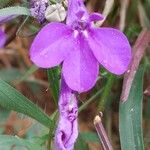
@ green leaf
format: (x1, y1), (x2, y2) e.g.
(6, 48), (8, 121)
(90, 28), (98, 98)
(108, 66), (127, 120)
(0, 6), (31, 17)
(0, 79), (52, 128)
(47, 67), (60, 106)
(0, 135), (41, 150)
(81, 132), (99, 142)
(74, 134), (89, 150)
(119, 67), (145, 150)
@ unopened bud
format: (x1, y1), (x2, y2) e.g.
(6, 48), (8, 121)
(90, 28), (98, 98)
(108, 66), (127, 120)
(45, 3), (66, 22)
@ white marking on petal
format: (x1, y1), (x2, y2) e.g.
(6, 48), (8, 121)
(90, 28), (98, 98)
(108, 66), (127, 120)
(73, 30), (79, 38)
(83, 30), (88, 38)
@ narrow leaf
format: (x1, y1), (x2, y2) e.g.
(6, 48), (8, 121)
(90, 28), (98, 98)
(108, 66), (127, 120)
(0, 79), (52, 128)
(119, 67), (145, 150)
(0, 6), (31, 17)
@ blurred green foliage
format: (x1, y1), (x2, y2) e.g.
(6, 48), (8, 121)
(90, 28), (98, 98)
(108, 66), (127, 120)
(0, 0), (149, 149)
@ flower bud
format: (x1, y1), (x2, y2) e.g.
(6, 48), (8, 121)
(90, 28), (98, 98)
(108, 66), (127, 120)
(30, 0), (48, 24)
(45, 3), (66, 22)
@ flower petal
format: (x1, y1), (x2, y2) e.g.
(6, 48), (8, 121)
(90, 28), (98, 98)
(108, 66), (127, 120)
(63, 36), (99, 92)
(89, 13), (104, 22)
(0, 29), (6, 48)
(88, 28), (132, 75)
(55, 77), (78, 150)
(66, 0), (89, 26)
(30, 22), (73, 68)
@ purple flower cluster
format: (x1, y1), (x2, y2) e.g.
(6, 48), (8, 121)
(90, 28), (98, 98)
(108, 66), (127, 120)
(30, 0), (48, 23)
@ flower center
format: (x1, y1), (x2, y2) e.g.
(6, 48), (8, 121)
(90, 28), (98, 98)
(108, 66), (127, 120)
(72, 20), (89, 31)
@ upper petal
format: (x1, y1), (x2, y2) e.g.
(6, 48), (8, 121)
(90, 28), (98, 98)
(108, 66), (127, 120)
(30, 22), (73, 68)
(89, 13), (104, 22)
(66, 0), (89, 26)
(88, 28), (132, 75)
(62, 35), (99, 92)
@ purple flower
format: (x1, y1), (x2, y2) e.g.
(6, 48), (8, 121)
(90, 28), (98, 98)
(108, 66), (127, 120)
(55, 77), (78, 150)
(0, 28), (6, 48)
(30, 0), (131, 92)
(30, 0), (48, 23)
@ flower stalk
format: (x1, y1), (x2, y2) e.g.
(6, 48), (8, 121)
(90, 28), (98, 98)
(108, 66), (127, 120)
(94, 112), (113, 150)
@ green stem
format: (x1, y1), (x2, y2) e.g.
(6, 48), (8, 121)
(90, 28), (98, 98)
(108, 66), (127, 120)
(47, 125), (54, 150)
(47, 110), (58, 150)
(47, 135), (51, 150)
(47, 68), (60, 107)
(98, 74), (115, 112)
